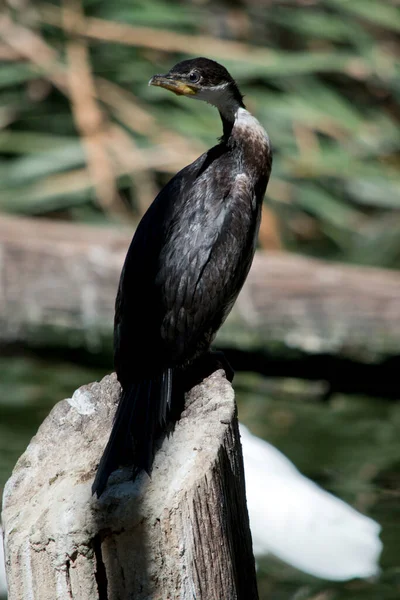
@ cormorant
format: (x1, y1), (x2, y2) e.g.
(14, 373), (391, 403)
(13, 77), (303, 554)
(92, 57), (272, 497)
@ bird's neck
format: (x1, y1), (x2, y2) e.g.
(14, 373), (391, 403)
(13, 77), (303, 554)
(219, 106), (271, 181)
(217, 94), (268, 149)
(219, 111), (236, 139)
(201, 81), (242, 140)
(217, 93), (245, 140)
(207, 84), (271, 168)
(220, 106), (270, 152)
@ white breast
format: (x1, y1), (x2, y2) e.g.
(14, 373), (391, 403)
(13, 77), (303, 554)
(234, 107), (270, 147)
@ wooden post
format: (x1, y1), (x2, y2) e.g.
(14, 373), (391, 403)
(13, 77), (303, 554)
(1, 370), (258, 600)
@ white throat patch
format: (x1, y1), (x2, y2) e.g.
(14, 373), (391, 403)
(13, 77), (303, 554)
(193, 82), (241, 121)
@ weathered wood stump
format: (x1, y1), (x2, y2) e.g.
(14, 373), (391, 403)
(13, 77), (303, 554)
(1, 371), (258, 600)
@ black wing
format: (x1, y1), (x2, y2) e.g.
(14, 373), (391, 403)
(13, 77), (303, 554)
(114, 146), (262, 385)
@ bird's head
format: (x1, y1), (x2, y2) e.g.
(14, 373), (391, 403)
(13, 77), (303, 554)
(149, 57), (244, 118)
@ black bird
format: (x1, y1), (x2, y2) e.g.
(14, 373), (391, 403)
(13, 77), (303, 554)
(92, 57), (272, 497)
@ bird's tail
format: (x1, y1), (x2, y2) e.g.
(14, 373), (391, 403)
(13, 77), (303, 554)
(92, 368), (174, 497)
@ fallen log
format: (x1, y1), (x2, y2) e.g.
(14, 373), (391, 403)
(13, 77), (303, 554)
(2, 370), (258, 600)
(1, 213), (400, 363)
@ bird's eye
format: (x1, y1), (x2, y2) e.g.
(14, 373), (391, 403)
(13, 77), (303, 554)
(188, 71), (200, 83)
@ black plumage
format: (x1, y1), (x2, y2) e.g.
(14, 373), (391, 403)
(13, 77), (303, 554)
(92, 57), (272, 497)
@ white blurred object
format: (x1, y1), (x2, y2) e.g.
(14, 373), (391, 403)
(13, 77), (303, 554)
(0, 431), (382, 593)
(240, 423), (383, 581)
(0, 528), (6, 597)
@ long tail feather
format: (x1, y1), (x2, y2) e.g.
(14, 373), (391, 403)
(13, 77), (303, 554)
(92, 368), (173, 497)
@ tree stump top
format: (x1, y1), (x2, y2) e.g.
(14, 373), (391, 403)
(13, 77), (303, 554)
(2, 371), (258, 599)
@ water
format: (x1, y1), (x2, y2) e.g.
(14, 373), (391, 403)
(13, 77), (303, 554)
(236, 374), (400, 599)
(1, 353), (400, 599)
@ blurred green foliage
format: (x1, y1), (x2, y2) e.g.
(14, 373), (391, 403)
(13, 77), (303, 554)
(0, 0), (400, 265)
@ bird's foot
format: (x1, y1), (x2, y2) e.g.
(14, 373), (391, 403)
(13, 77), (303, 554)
(208, 350), (235, 382)
(182, 350), (235, 390)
